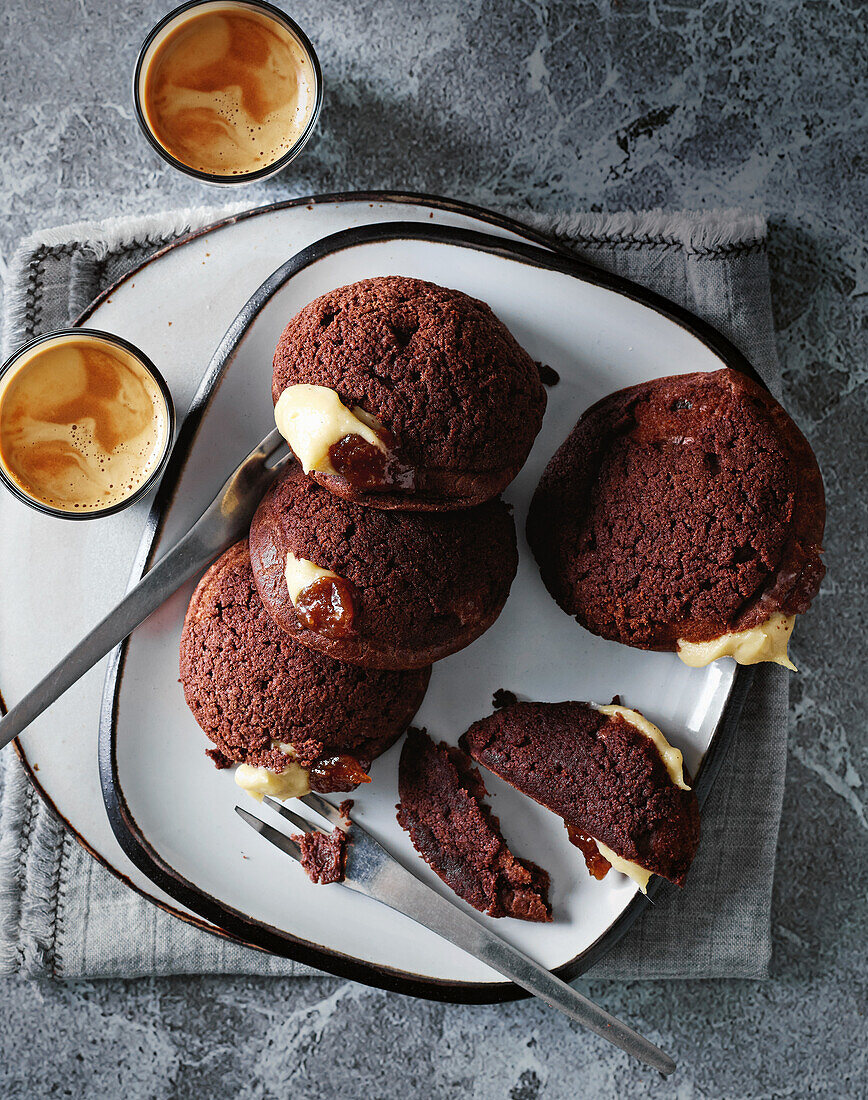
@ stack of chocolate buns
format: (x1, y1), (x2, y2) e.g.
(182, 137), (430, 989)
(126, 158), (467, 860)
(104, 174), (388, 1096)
(180, 276), (545, 802)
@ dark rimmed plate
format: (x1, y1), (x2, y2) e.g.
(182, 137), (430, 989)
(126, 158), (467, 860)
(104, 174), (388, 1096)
(98, 220), (754, 1001)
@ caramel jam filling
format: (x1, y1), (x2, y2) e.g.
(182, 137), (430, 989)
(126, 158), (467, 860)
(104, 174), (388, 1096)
(142, 3), (316, 176)
(0, 336), (169, 512)
(284, 552), (359, 638)
(274, 384), (415, 493)
(309, 755), (372, 792)
(328, 428), (415, 493)
(294, 575), (358, 638)
(567, 827), (612, 880)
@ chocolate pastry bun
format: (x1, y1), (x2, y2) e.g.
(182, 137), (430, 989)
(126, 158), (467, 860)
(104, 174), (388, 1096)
(527, 368), (825, 668)
(249, 463), (518, 669)
(461, 701), (700, 890)
(179, 541), (430, 798)
(396, 728), (552, 921)
(271, 276), (546, 510)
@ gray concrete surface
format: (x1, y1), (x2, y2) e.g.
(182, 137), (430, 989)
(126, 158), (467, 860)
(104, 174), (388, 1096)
(0, 1), (865, 1096)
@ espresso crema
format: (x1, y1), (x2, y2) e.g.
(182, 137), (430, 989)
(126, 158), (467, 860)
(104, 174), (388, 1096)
(0, 336), (170, 513)
(141, 3), (316, 177)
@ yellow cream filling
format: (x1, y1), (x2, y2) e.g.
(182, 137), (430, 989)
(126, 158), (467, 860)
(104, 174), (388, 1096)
(274, 384), (386, 474)
(234, 743), (311, 803)
(594, 840), (653, 894)
(596, 704), (690, 790)
(284, 552), (342, 605)
(590, 704), (691, 892)
(677, 613), (797, 671)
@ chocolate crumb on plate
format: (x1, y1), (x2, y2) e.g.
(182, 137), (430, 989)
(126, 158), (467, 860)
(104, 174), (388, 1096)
(396, 728), (552, 921)
(536, 362), (560, 387)
(293, 828), (348, 884)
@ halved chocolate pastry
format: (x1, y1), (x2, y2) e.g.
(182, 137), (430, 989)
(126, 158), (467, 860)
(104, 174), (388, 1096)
(460, 701), (700, 891)
(396, 728), (552, 921)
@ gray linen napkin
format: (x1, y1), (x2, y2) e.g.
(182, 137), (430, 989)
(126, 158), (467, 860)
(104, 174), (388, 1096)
(0, 203), (786, 979)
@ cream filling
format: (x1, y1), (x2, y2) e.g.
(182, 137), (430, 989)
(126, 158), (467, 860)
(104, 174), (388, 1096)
(596, 704), (690, 790)
(589, 704), (690, 892)
(284, 552), (342, 605)
(594, 840), (653, 894)
(234, 743), (311, 803)
(677, 613), (797, 671)
(274, 384), (386, 475)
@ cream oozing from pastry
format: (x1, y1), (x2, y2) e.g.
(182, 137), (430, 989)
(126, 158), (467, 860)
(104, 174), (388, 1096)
(283, 552), (343, 605)
(234, 743), (311, 802)
(677, 612), (796, 671)
(594, 840), (653, 894)
(274, 384), (386, 474)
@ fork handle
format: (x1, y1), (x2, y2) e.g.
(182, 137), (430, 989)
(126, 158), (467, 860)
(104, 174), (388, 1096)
(354, 858), (675, 1075)
(0, 513), (225, 751)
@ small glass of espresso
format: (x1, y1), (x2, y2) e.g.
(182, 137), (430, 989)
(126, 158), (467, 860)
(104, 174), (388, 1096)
(134, 0), (323, 184)
(0, 331), (174, 520)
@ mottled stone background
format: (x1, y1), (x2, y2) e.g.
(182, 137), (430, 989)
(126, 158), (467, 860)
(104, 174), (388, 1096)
(0, 1), (864, 1097)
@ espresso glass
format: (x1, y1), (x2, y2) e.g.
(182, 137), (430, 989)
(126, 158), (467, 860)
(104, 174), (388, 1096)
(0, 330), (175, 520)
(133, 0), (323, 185)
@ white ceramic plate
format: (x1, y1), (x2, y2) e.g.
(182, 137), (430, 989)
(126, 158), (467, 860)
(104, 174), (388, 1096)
(3, 195), (579, 972)
(97, 216), (755, 999)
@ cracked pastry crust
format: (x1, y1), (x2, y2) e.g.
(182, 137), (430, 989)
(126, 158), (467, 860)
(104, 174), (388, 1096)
(527, 367), (825, 651)
(271, 276), (546, 510)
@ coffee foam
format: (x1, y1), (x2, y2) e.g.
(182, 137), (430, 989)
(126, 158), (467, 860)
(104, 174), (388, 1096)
(142, 4), (316, 176)
(0, 337), (169, 513)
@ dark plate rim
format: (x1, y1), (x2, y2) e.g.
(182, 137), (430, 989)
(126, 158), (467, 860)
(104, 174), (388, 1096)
(97, 215), (757, 1001)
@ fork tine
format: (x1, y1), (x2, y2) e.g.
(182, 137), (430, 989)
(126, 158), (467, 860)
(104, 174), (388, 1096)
(262, 796), (329, 835)
(235, 806), (303, 860)
(298, 792), (346, 829)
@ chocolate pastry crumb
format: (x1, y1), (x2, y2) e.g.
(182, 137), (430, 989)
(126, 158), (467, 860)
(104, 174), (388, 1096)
(206, 748), (233, 769)
(293, 828), (347, 884)
(492, 688), (518, 710)
(338, 799), (354, 826)
(536, 362), (560, 387)
(397, 728), (552, 921)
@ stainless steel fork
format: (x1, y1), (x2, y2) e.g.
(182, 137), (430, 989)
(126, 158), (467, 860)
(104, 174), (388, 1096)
(236, 793), (676, 1076)
(0, 429), (290, 751)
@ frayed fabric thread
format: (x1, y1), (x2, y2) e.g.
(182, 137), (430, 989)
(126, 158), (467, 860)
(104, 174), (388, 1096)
(2, 202), (249, 358)
(510, 207), (767, 255)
